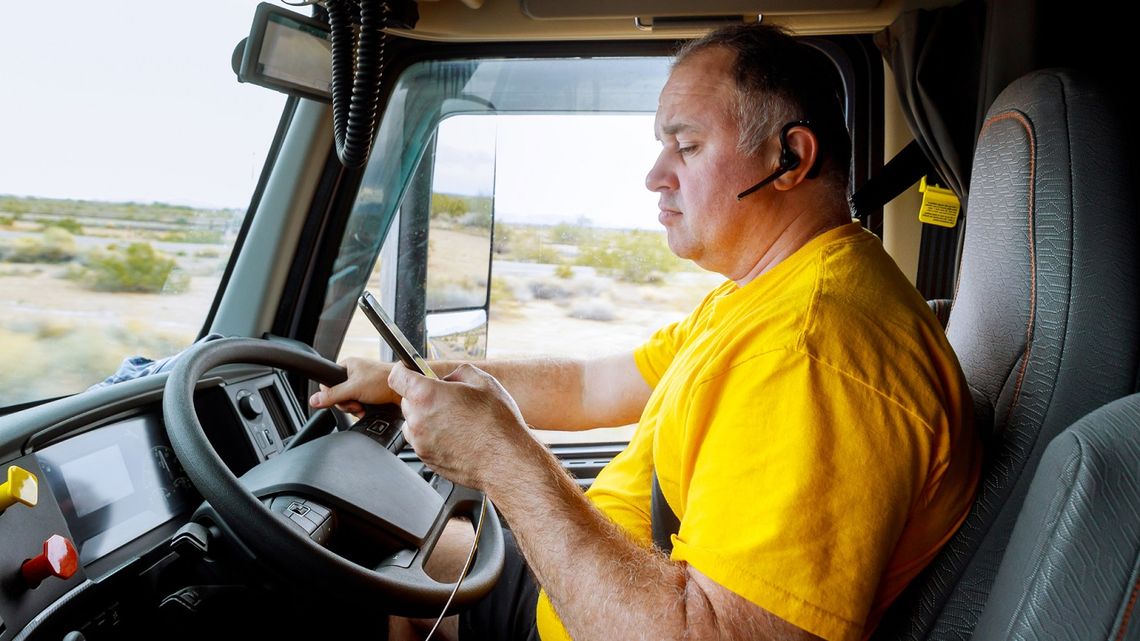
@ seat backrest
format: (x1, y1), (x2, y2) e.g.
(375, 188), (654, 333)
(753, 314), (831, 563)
(873, 69), (1140, 640)
(971, 393), (1140, 640)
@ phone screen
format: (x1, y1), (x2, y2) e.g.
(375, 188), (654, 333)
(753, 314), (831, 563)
(357, 291), (439, 379)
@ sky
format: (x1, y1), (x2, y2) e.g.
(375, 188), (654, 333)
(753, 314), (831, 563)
(0, 0), (286, 210)
(434, 114), (663, 230)
(0, 1), (664, 228)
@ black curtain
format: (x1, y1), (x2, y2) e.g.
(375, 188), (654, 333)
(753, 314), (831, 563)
(874, 0), (1131, 299)
(874, 2), (984, 299)
(874, 1), (985, 202)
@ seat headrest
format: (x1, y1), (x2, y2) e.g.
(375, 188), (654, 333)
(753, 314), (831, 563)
(947, 69), (1140, 424)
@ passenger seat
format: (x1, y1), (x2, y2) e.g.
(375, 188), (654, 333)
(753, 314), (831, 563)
(972, 393), (1140, 639)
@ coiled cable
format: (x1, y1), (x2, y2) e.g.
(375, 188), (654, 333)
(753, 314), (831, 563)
(326, 0), (390, 169)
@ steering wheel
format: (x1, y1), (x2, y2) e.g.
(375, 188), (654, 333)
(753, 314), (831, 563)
(162, 337), (504, 617)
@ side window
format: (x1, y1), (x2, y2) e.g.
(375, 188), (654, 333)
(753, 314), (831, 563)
(423, 117), (496, 361)
(426, 113), (723, 444)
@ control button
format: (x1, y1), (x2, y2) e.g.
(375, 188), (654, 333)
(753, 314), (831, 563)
(1, 465), (38, 511)
(303, 509), (328, 529)
(363, 418), (390, 436)
(287, 501), (310, 517)
(237, 392), (264, 420)
(386, 548), (416, 568)
(430, 474), (454, 498)
(288, 511), (318, 535)
(21, 534), (78, 588)
(304, 502), (331, 519)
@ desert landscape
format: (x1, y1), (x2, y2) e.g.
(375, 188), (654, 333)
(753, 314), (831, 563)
(1, 196), (720, 443)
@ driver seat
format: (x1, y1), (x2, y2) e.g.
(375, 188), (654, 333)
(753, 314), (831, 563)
(872, 69), (1140, 639)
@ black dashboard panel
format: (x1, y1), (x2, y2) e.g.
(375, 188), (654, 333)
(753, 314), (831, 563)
(0, 453), (86, 637)
(0, 365), (305, 639)
(35, 414), (196, 566)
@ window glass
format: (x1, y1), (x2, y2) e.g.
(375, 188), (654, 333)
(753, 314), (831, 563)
(318, 57), (722, 444)
(0, 1), (286, 408)
(478, 113), (722, 443)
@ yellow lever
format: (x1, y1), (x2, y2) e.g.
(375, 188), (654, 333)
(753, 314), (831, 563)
(0, 465), (39, 510)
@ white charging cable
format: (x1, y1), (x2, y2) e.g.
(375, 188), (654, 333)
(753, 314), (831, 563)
(422, 496), (488, 641)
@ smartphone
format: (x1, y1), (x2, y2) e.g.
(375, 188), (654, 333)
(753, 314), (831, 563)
(357, 291), (438, 379)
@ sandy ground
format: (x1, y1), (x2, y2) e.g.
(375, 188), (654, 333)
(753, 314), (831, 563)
(0, 256), (221, 405)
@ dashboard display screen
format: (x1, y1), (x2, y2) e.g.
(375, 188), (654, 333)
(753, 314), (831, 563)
(62, 445), (135, 517)
(36, 414), (197, 564)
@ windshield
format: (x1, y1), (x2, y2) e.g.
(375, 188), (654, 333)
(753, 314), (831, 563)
(0, 1), (286, 408)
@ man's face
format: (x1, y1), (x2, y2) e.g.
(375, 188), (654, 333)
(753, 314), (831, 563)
(646, 48), (776, 278)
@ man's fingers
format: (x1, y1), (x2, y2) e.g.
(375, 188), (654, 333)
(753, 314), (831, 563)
(444, 362), (487, 384)
(399, 398), (417, 448)
(309, 386), (331, 408)
(335, 400), (364, 417)
(387, 362), (411, 396)
(309, 382), (347, 408)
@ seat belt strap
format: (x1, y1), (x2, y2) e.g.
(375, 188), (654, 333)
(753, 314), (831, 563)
(850, 139), (933, 219)
(651, 469), (680, 554)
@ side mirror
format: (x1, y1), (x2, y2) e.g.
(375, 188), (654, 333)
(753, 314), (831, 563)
(423, 115), (497, 359)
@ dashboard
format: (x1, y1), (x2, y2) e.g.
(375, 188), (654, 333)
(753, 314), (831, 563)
(35, 415), (196, 567)
(0, 364), (306, 639)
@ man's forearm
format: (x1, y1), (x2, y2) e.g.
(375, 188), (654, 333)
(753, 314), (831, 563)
(487, 437), (701, 641)
(430, 358), (591, 430)
(433, 354), (648, 431)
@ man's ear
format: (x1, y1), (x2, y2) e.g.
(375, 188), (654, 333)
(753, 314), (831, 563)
(772, 125), (819, 190)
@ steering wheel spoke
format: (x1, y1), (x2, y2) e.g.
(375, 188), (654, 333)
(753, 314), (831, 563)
(371, 479), (503, 616)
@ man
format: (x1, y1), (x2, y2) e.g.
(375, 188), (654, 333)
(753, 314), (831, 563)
(311, 24), (981, 641)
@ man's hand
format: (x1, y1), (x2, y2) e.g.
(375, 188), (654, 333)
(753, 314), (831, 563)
(388, 362), (531, 489)
(308, 356), (399, 417)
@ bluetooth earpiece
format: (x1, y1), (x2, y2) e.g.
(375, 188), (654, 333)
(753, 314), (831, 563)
(777, 121), (804, 172)
(736, 120), (813, 201)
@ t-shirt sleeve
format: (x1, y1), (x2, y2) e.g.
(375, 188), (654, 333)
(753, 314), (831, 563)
(634, 282), (731, 387)
(633, 320), (683, 387)
(669, 349), (934, 641)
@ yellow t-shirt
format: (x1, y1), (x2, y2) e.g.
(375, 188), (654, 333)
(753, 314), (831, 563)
(536, 223), (981, 641)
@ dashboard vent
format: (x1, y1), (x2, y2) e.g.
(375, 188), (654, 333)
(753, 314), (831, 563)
(259, 386), (294, 443)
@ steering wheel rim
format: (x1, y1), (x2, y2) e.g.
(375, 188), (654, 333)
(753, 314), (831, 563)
(162, 337), (504, 616)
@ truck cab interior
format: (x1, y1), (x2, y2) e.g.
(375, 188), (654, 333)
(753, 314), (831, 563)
(1, 1), (1138, 639)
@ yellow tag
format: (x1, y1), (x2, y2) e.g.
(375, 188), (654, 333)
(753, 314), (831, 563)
(918, 176), (961, 228)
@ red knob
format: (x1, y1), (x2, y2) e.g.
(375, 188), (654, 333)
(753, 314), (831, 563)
(21, 534), (78, 588)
